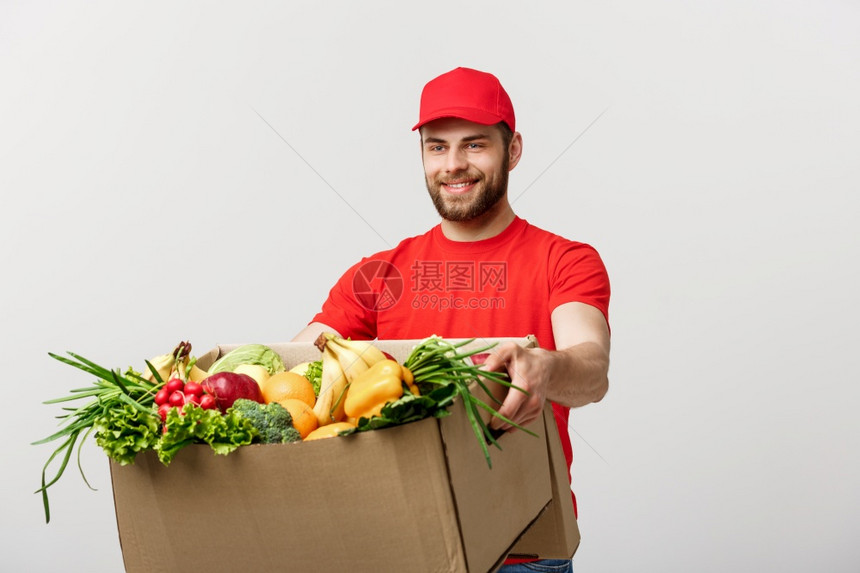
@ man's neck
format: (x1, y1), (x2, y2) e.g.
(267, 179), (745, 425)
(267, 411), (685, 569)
(439, 199), (516, 242)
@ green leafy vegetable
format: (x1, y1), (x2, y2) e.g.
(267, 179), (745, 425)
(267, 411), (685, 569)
(156, 404), (257, 465)
(33, 353), (163, 523)
(303, 359), (323, 396)
(94, 404), (161, 465)
(208, 344), (285, 376)
(344, 383), (458, 434)
(403, 337), (537, 468)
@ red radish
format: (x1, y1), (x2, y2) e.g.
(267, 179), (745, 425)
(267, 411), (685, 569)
(201, 372), (264, 413)
(185, 393), (201, 406)
(154, 388), (170, 406)
(184, 381), (204, 397)
(199, 394), (217, 410)
(157, 403), (171, 422)
(166, 378), (185, 394)
(168, 391), (186, 408)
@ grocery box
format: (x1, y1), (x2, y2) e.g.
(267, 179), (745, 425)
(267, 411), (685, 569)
(507, 406), (581, 560)
(109, 337), (574, 572)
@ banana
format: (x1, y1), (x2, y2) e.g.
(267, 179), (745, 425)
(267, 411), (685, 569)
(188, 364), (209, 383)
(324, 333), (387, 368)
(324, 338), (370, 384)
(144, 341), (193, 383)
(313, 346), (348, 426)
(144, 352), (175, 383)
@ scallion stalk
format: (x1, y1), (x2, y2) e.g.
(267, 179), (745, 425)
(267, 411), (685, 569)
(404, 336), (537, 468)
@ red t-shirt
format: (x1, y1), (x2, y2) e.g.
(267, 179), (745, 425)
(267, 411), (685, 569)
(311, 216), (610, 518)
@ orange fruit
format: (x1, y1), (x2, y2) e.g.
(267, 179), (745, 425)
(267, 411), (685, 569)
(304, 422), (355, 441)
(278, 398), (318, 439)
(261, 372), (315, 407)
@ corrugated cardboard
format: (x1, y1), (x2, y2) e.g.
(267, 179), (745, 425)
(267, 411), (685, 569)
(507, 407), (581, 560)
(109, 337), (569, 573)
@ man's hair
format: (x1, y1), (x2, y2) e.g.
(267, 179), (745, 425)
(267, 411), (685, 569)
(496, 121), (513, 150)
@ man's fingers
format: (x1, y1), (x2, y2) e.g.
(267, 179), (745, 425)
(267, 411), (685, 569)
(480, 341), (517, 373)
(490, 383), (528, 430)
(491, 390), (543, 430)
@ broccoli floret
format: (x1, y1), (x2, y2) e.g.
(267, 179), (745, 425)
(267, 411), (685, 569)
(230, 399), (301, 444)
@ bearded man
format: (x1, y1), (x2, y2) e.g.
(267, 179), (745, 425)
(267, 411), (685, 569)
(294, 67), (611, 572)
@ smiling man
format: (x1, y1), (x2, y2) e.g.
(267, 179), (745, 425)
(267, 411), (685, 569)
(422, 117), (519, 230)
(294, 67), (611, 571)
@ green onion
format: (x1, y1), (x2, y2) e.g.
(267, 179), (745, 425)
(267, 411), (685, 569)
(32, 352), (163, 523)
(403, 337), (537, 468)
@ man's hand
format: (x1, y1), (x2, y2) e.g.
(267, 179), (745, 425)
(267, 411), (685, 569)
(481, 344), (553, 431)
(482, 301), (611, 431)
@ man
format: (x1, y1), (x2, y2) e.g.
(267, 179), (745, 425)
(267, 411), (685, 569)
(293, 67), (610, 572)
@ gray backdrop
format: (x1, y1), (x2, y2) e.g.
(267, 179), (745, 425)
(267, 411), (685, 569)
(3, 1), (858, 571)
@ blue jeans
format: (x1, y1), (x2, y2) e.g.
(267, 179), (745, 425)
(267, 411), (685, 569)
(498, 559), (573, 572)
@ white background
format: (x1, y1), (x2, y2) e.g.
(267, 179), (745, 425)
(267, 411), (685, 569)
(2, 1), (858, 571)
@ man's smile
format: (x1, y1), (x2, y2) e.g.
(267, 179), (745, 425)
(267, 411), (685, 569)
(441, 179), (479, 194)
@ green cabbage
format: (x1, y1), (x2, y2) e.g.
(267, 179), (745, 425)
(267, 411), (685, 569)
(208, 344), (285, 375)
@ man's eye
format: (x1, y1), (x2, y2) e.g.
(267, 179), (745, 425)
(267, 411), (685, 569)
(466, 143), (482, 149)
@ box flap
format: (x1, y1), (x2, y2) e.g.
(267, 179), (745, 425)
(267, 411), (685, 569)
(440, 398), (551, 573)
(507, 406), (581, 559)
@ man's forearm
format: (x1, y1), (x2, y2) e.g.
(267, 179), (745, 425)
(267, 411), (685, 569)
(545, 341), (609, 408)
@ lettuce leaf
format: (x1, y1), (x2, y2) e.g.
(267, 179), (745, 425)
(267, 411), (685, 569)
(303, 359), (323, 396)
(156, 405), (257, 465)
(94, 404), (161, 465)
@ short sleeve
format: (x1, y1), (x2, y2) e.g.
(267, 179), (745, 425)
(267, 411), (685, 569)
(310, 258), (379, 340)
(547, 242), (611, 325)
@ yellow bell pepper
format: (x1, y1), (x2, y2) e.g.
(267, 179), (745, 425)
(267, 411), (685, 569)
(400, 365), (419, 395)
(344, 360), (405, 419)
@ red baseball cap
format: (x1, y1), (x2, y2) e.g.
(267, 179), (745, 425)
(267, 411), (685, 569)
(412, 67), (515, 132)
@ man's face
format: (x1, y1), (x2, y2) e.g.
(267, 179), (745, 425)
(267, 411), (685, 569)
(420, 118), (515, 222)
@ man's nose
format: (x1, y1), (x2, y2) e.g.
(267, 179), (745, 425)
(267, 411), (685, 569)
(445, 148), (468, 172)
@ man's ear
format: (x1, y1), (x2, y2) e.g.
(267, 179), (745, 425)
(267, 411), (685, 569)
(508, 132), (523, 171)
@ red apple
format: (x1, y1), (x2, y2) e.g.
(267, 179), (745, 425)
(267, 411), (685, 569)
(201, 372), (264, 412)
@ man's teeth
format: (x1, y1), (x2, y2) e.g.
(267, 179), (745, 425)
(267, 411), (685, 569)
(447, 181), (472, 188)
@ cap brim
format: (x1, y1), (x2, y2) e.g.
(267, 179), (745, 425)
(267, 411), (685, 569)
(411, 107), (505, 131)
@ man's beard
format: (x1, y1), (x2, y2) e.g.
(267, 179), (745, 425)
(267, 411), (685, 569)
(425, 157), (510, 222)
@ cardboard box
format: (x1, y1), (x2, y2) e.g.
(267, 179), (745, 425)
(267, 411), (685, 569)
(507, 407), (581, 560)
(110, 338), (567, 572)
